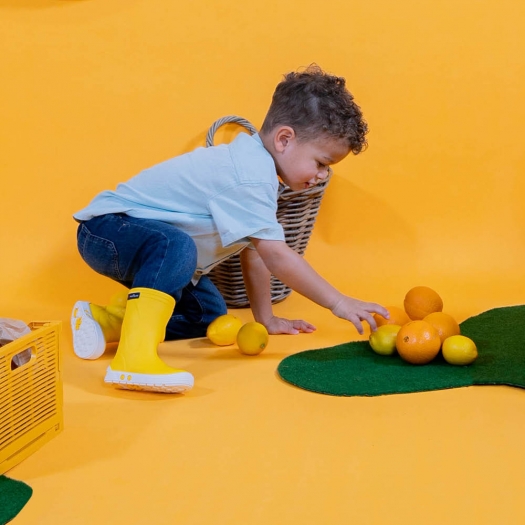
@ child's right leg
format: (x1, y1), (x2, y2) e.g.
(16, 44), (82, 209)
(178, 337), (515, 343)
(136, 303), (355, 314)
(71, 290), (128, 360)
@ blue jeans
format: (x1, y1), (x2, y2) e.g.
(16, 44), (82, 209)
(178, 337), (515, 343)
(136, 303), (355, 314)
(76, 213), (227, 340)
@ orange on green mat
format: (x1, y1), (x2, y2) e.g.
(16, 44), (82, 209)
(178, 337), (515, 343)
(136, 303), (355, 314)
(277, 305), (525, 397)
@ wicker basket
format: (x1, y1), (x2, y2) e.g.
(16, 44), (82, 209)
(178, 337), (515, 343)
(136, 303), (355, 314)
(206, 115), (332, 308)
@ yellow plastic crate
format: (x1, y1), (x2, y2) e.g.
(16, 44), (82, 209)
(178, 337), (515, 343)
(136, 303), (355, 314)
(0, 321), (63, 474)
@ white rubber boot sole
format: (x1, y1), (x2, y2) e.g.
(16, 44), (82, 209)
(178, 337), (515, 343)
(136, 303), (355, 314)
(104, 367), (194, 394)
(71, 301), (106, 360)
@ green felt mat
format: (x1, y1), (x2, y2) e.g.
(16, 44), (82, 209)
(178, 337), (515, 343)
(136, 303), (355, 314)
(0, 475), (33, 524)
(277, 305), (525, 397)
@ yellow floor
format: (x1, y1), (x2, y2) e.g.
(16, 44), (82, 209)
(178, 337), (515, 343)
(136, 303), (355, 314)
(2, 1), (525, 523)
(9, 293), (525, 525)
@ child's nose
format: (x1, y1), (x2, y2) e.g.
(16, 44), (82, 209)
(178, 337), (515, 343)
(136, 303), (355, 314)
(317, 167), (329, 179)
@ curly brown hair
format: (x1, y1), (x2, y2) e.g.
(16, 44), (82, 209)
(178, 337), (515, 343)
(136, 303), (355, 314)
(260, 64), (368, 155)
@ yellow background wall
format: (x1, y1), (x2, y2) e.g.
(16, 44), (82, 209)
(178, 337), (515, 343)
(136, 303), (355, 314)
(2, 0), (524, 325)
(3, 3), (525, 524)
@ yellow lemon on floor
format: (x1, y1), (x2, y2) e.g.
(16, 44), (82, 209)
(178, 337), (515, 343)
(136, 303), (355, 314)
(207, 314), (243, 346)
(237, 322), (269, 356)
(369, 325), (402, 356)
(442, 335), (478, 365)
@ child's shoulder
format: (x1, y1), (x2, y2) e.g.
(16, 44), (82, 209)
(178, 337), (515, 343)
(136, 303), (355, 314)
(228, 133), (276, 182)
(228, 132), (271, 164)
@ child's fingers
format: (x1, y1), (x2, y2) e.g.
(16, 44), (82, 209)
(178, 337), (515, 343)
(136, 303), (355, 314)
(332, 297), (389, 333)
(349, 315), (364, 335)
(363, 312), (378, 332)
(292, 320), (316, 333)
(369, 304), (389, 319)
(266, 317), (316, 335)
(284, 320), (316, 334)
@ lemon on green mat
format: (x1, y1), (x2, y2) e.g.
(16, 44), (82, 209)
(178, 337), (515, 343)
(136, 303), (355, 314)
(369, 325), (401, 355)
(442, 335), (478, 365)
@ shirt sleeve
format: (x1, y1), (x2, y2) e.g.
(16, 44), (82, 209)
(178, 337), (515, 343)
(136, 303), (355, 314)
(208, 183), (285, 247)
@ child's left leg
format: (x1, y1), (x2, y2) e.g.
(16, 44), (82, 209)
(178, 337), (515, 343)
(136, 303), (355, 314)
(165, 275), (228, 340)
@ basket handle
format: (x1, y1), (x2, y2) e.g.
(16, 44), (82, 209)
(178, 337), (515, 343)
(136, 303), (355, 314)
(206, 115), (258, 147)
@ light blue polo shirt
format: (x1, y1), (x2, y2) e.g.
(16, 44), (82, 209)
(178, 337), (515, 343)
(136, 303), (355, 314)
(73, 133), (285, 279)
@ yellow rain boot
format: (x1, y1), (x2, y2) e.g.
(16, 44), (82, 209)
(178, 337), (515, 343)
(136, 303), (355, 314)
(104, 287), (194, 394)
(71, 290), (128, 360)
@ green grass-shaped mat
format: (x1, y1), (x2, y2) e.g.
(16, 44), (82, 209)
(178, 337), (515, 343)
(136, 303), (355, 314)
(0, 475), (33, 525)
(277, 305), (525, 397)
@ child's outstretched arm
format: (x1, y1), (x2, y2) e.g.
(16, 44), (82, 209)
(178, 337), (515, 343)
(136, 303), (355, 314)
(249, 238), (389, 335)
(240, 246), (316, 335)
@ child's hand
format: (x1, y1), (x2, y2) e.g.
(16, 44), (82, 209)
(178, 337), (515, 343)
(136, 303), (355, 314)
(264, 316), (316, 335)
(331, 296), (389, 335)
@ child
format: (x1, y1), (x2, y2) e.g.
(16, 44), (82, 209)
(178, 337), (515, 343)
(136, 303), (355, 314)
(71, 64), (388, 394)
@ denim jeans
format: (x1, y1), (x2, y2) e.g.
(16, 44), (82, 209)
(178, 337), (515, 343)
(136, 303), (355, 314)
(76, 213), (227, 340)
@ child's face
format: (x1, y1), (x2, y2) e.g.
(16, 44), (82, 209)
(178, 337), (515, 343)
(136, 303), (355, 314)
(274, 133), (350, 191)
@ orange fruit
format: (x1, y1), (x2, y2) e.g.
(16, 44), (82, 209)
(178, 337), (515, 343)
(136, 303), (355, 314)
(423, 312), (460, 344)
(396, 320), (441, 365)
(373, 306), (411, 328)
(442, 335), (478, 365)
(403, 286), (443, 320)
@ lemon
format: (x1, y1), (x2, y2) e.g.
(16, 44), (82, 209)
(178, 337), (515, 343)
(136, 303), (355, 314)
(442, 335), (478, 365)
(236, 322), (269, 356)
(206, 314), (243, 346)
(369, 325), (401, 356)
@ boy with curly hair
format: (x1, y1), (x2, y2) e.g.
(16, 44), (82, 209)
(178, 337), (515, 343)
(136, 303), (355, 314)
(71, 64), (388, 393)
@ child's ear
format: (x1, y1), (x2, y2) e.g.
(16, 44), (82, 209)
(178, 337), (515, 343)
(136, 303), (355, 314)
(274, 126), (295, 153)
